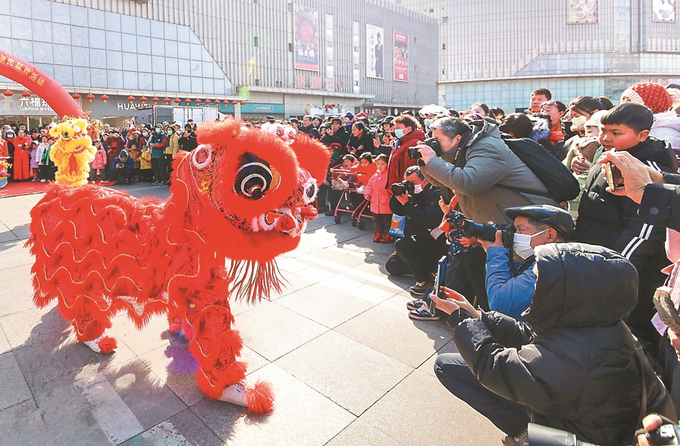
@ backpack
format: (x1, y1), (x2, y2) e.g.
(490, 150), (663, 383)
(502, 137), (581, 203)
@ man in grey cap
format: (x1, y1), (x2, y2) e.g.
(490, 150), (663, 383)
(480, 204), (574, 321)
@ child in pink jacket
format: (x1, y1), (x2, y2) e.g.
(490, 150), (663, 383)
(364, 154), (393, 243)
(89, 140), (108, 182)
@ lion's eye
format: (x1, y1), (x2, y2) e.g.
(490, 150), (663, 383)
(235, 153), (280, 199)
(62, 131), (69, 138)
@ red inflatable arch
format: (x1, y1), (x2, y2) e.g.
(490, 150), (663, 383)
(0, 49), (84, 118)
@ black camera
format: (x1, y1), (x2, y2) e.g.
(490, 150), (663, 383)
(528, 423), (597, 446)
(408, 137), (442, 160)
(391, 181), (415, 196)
(463, 219), (514, 248)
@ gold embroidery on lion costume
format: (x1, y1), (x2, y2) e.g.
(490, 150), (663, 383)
(49, 118), (97, 188)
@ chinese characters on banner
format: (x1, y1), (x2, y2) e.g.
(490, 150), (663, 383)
(393, 32), (409, 82)
(309, 76), (322, 90)
(366, 24), (384, 79)
(0, 53), (47, 88)
(325, 77), (334, 91)
(567, 0), (598, 24)
(294, 4), (319, 71)
(294, 74), (307, 88)
(653, 0), (676, 21)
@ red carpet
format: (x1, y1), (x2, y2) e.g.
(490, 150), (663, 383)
(0, 180), (52, 198)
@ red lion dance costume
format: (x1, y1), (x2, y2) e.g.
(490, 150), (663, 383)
(26, 119), (330, 414)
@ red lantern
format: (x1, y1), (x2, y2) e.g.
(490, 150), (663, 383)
(86, 93), (95, 102)
(21, 91), (31, 98)
(174, 98), (181, 104)
(127, 95), (135, 102)
(204, 99), (211, 105)
(152, 96), (160, 104)
(240, 101), (246, 105)
(3, 90), (13, 97)
(163, 97), (171, 104)
(72, 93), (81, 99)
(185, 98), (191, 104)
(195, 99), (202, 104)
(140, 96), (148, 103)
(231, 100), (238, 105)
(101, 94), (109, 103)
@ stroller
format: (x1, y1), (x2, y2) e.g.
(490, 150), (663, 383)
(329, 166), (373, 229)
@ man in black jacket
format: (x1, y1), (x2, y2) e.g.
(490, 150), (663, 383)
(322, 117), (349, 148)
(576, 103), (676, 357)
(385, 166), (446, 296)
(432, 243), (676, 446)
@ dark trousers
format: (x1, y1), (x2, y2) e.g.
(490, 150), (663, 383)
(385, 233), (448, 283)
(434, 353), (529, 437)
(165, 154), (174, 178)
(448, 248), (489, 311)
(372, 213), (391, 235)
(152, 157), (167, 183)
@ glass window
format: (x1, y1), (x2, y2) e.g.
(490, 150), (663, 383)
(12, 39), (32, 61)
(153, 74), (165, 90)
(136, 17), (151, 37)
(138, 54), (151, 73)
(105, 11), (121, 32)
(177, 25), (189, 43)
(34, 63), (53, 78)
(51, 2), (69, 24)
(122, 34), (136, 53)
(11, 17), (32, 40)
(72, 47), (89, 67)
(165, 58), (178, 75)
(151, 38), (165, 56)
(151, 21), (164, 39)
(202, 62), (213, 78)
(164, 23), (177, 41)
(214, 78), (226, 95)
(138, 36), (151, 55)
(0, 37), (10, 52)
(0, 16), (9, 38)
(90, 48), (106, 69)
(123, 71), (138, 90)
(91, 68), (106, 88)
(107, 51), (122, 70)
(123, 52), (137, 71)
(54, 65), (73, 87)
(0, 2), (8, 14)
(32, 20), (51, 43)
(166, 74), (178, 93)
(52, 23), (70, 45)
(121, 15), (136, 34)
(178, 60), (190, 76)
(71, 26), (88, 47)
(138, 72), (152, 90)
(70, 5), (87, 25)
(53, 44), (71, 65)
(33, 42), (54, 63)
(178, 42), (190, 59)
(106, 31), (122, 51)
(203, 78), (214, 95)
(202, 47), (211, 62)
(179, 76), (191, 93)
(191, 77), (202, 94)
(89, 29), (105, 49)
(73, 67), (90, 88)
(151, 55), (165, 73)
(190, 44), (201, 60)
(108, 70), (123, 89)
(87, 8), (105, 28)
(10, 0), (30, 18)
(191, 61), (202, 77)
(189, 31), (200, 44)
(165, 40), (178, 58)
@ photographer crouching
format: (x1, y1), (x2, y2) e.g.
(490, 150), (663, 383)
(385, 166), (447, 295)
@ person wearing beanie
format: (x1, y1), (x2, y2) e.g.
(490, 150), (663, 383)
(342, 111), (355, 130)
(622, 82), (680, 157)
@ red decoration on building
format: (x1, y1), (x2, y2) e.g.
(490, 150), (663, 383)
(232, 100), (238, 105)
(152, 96), (160, 103)
(185, 98), (192, 104)
(86, 93), (95, 102)
(21, 91), (31, 98)
(174, 98), (181, 104)
(72, 93), (81, 100)
(163, 97), (171, 104)
(195, 99), (202, 104)
(240, 101), (246, 105)
(204, 99), (211, 105)
(101, 94), (109, 103)
(2, 90), (13, 98)
(140, 96), (148, 102)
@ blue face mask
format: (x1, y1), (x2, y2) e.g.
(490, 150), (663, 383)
(424, 119), (433, 127)
(395, 128), (406, 139)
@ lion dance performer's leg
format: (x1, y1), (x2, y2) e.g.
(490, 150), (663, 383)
(169, 274), (274, 414)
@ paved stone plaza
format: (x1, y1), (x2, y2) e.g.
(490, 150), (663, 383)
(0, 184), (501, 445)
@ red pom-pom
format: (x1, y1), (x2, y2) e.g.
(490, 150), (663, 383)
(246, 380), (274, 414)
(97, 336), (117, 354)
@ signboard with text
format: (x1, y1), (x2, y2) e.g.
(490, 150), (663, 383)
(294, 4), (319, 71)
(393, 32), (409, 82)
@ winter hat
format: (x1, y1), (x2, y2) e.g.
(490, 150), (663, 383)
(621, 82), (673, 114)
(355, 112), (367, 119)
(343, 112), (354, 120)
(584, 110), (608, 128)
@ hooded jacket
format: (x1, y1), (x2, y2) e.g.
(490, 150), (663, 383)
(652, 111), (680, 149)
(449, 243), (675, 446)
(422, 119), (557, 224)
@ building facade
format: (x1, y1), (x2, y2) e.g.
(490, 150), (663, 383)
(0, 0), (438, 126)
(393, 0), (680, 113)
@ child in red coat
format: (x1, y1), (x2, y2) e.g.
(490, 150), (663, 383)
(355, 152), (377, 187)
(364, 154), (393, 243)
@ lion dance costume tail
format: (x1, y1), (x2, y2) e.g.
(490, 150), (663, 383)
(26, 119), (330, 414)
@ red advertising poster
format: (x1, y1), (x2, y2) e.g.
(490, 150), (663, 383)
(394, 32), (409, 82)
(294, 4), (319, 71)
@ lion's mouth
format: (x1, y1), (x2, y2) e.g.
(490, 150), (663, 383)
(250, 204), (318, 238)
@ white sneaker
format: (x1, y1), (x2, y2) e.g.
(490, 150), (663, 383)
(218, 381), (248, 407)
(83, 334), (105, 353)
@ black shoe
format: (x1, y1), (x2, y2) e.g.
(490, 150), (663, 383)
(409, 281), (432, 296)
(408, 307), (440, 321)
(406, 299), (426, 311)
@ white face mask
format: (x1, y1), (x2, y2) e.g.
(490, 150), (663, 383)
(413, 183), (423, 194)
(571, 116), (587, 132)
(512, 229), (547, 260)
(395, 128), (406, 139)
